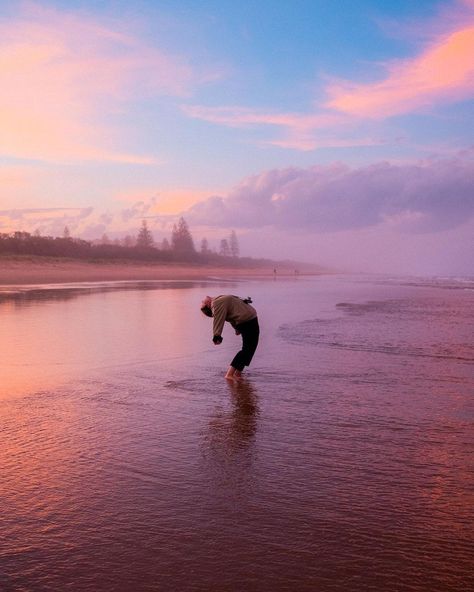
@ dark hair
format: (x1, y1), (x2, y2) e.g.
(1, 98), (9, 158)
(201, 305), (213, 317)
(243, 297), (252, 304)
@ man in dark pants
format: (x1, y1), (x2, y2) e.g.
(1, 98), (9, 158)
(201, 294), (260, 380)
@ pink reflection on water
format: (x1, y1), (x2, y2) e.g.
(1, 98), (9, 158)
(0, 282), (213, 397)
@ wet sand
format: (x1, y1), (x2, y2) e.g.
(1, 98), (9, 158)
(0, 256), (321, 285)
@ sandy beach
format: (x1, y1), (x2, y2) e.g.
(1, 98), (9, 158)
(0, 256), (321, 285)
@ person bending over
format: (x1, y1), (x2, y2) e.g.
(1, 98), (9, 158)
(201, 294), (260, 380)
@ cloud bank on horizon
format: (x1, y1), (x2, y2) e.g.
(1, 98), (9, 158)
(0, 0), (473, 274)
(186, 151), (474, 234)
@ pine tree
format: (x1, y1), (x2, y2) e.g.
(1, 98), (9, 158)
(122, 235), (134, 248)
(161, 237), (170, 250)
(219, 238), (230, 257)
(136, 220), (154, 248)
(171, 217), (195, 253)
(200, 237), (209, 254)
(229, 230), (239, 257)
(63, 226), (71, 239)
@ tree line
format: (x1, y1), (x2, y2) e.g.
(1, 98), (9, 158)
(0, 217), (242, 264)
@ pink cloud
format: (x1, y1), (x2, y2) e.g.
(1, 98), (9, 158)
(268, 136), (383, 151)
(182, 105), (366, 151)
(183, 103), (385, 150)
(0, 206), (93, 235)
(182, 105), (339, 129)
(186, 150), (474, 233)
(326, 25), (474, 118)
(0, 4), (203, 163)
(116, 186), (220, 215)
(0, 194), (185, 238)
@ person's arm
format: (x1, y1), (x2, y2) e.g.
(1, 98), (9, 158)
(212, 299), (227, 340)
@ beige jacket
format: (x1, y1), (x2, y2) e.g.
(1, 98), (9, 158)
(212, 295), (257, 337)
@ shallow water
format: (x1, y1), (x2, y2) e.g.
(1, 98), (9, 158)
(1, 275), (473, 591)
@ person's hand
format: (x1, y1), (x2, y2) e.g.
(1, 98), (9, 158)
(212, 335), (223, 345)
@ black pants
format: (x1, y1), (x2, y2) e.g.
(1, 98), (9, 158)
(231, 317), (260, 371)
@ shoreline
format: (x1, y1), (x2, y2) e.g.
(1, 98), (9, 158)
(0, 256), (326, 285)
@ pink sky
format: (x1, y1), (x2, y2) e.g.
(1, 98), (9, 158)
(0, 1), (473, 275)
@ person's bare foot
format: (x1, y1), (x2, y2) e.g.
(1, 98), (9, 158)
(225, 367), (236, 380)
(225, 366), (244, 380)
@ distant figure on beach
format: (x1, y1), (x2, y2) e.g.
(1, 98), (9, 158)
(201, 295), (259, 380)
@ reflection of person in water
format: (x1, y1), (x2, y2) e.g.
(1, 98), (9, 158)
(202, 381), (259, 501)
(205, 380), (259, 458)
(201, 295), (259, 381)
(227, 379), (259, 447)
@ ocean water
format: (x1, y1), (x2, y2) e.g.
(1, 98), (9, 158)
(0, 275), (473, 591)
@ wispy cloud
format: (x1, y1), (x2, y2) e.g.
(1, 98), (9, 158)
(0, 197), (176, 238)
(327, 26), (474, 117)
(0, 206), (93, 235)
(182, 105), (339, 130)
(182, 105), (377, 151)
(0, 3), (206, 163)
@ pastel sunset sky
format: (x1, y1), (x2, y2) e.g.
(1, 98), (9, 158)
(1, 0), (473, 274)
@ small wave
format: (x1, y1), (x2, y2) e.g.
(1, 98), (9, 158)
(278, 292), (474, 362)
(279, 326), (474, 362)
(371, 274), (474, 291)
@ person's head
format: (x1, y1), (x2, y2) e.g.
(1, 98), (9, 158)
(200, 295), (213, 317)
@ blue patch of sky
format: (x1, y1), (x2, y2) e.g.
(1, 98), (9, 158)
(392, 101), (474, 151)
